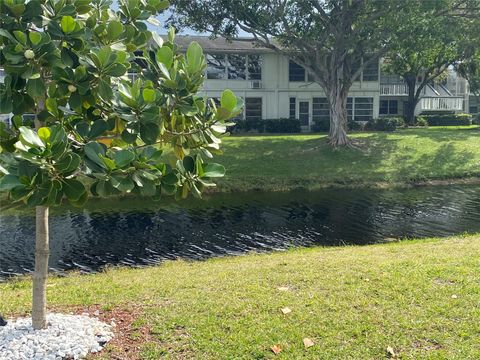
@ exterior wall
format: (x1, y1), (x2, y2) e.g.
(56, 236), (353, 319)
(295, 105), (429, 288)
(201, 52), (380, 126)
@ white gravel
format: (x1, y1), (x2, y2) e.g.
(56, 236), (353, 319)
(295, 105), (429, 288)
(0, 313), (114, 360)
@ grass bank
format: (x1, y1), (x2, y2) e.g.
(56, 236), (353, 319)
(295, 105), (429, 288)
(1, 234), (479, 359)
(215, 127), (480, 191)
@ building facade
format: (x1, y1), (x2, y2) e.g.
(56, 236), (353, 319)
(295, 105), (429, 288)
(172, 36), (474, 130)
(0, 35), (476, 128)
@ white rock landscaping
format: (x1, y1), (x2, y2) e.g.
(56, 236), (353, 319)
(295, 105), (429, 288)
(0, 313), (113, 360)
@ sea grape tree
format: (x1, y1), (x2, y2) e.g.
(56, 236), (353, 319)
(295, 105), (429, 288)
(0, 0), (242, 330)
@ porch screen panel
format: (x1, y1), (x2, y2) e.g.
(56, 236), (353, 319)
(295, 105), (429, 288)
(206, 54), (226, 79)
(354, 98), (374, 121)
(312, 97), (330, 123)
(245, 97), (262, 120)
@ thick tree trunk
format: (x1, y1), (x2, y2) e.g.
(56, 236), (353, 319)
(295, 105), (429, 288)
(32, 205), (49, 330)
(327, 86), (350, 147)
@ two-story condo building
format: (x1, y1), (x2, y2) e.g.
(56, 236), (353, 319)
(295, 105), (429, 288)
(0, 35), (476, 128)
(172, 35), (474, 129)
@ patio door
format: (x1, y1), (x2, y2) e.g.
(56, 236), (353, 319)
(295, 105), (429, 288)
(299, 100), (310, 127)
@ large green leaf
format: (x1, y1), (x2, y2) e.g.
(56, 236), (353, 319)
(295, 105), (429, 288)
(202, 163), (225, 178)
(157, 46), (173, 68)
(55, 153), (81, 174)
(220, 89), (237, 112)
(63, 179), (86, 201)
(89, 120), (108, 138)
(110, 175), (135, 192)
(98, 78), (113, 99)
(29, 31), (42, 45)
(186, 41), (204, 73)
(142, 88), (156, 103)
(107, 20), (124, 40)
(61, 16), (76, 34)
(113, 149), (135, 167)
(140, 123), (159, 144)
(19, 127), (44, 148)
(84, 142), (107, 169)
(0, 174), (23, 191)
(106, 63), (127, 77)
(26, 78), (46, 98)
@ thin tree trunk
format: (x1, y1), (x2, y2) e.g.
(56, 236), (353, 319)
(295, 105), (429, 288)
(32, 206), (49, 329)
(32, 99), (49, 330)
(327, 85), (350, 147)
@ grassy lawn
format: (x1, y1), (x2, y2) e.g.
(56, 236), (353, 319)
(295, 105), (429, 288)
(1, 234), (479, 359)
(215, 127), (480, 191)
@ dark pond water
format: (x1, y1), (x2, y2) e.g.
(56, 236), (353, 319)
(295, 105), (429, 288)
(1, 185), (479, 279)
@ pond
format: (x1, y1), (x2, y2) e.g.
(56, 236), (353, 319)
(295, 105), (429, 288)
(1, 185), (479, 279)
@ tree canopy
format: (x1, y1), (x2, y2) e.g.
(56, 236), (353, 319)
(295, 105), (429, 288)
(0, 0), (241, 330)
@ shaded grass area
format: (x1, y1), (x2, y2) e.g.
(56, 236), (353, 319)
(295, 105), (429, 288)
(1, 234), (479, 359)
(216, 127), (480, 191)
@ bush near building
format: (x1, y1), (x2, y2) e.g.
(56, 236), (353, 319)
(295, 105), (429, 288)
(420, 113), (473, 126)
(232, 118), (301, 133)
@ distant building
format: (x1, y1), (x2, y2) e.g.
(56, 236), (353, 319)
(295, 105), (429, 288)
(172, 36), (474, 130)
(0, 36), (476, 129)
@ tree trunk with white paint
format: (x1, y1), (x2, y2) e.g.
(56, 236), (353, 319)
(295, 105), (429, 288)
(32, 99), (49, 330)
(32, 206), (49, 330)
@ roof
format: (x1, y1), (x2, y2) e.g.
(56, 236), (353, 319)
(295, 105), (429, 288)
(167, 35), (273, 54)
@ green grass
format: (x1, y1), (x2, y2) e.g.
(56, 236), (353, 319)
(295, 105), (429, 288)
(215, 127), (480, 191)
(2, 234), (479, 359)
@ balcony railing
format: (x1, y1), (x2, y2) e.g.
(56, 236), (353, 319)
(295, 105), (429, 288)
(380, 84), (408, 96)
(420, 97), (463, 111)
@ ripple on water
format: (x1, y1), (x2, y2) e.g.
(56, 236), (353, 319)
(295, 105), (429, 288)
(1, 185), (480, 278)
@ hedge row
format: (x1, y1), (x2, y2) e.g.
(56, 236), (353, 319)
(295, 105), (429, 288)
(230, 113), (476, 134)
(231, 118), (301, 133)
(417, 114), (473, 126)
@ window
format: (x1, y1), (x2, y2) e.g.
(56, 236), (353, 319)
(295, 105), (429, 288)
(298, 101), (310, 126)
(347, 98), (353, 121)
(362, 58), (378, 81)
(354, 98), (374, 121)
(380, 100), (398, 115)
(247, 55), (262, 80)
(289, 60), (306, 82)
(312, 98), (330, 123)
(470, 104), (479, 114)
(289, 97), (296, 119)
(245, 97), (262, 120)
(228, 54), (246, 80)
(206, 54), (226, 79)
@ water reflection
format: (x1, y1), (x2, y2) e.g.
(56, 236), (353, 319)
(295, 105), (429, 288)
(1, 185), (479, 278)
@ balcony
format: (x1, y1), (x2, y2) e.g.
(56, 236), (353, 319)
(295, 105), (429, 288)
(380, 84), (408, 96)
(420, 97), (463, 111)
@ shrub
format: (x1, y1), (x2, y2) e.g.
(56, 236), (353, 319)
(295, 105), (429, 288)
(365, 117), (403, 131)
(264, 118), (301, 133)
(473, 113), (480, 125)
(347, 120), (363, 131)
(415, 116), (428, 127)
(230, 118), (301, 133)
(311, 120), (330, 132)
(230, 119), (265, 133)
(422, 113), (472, 126)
